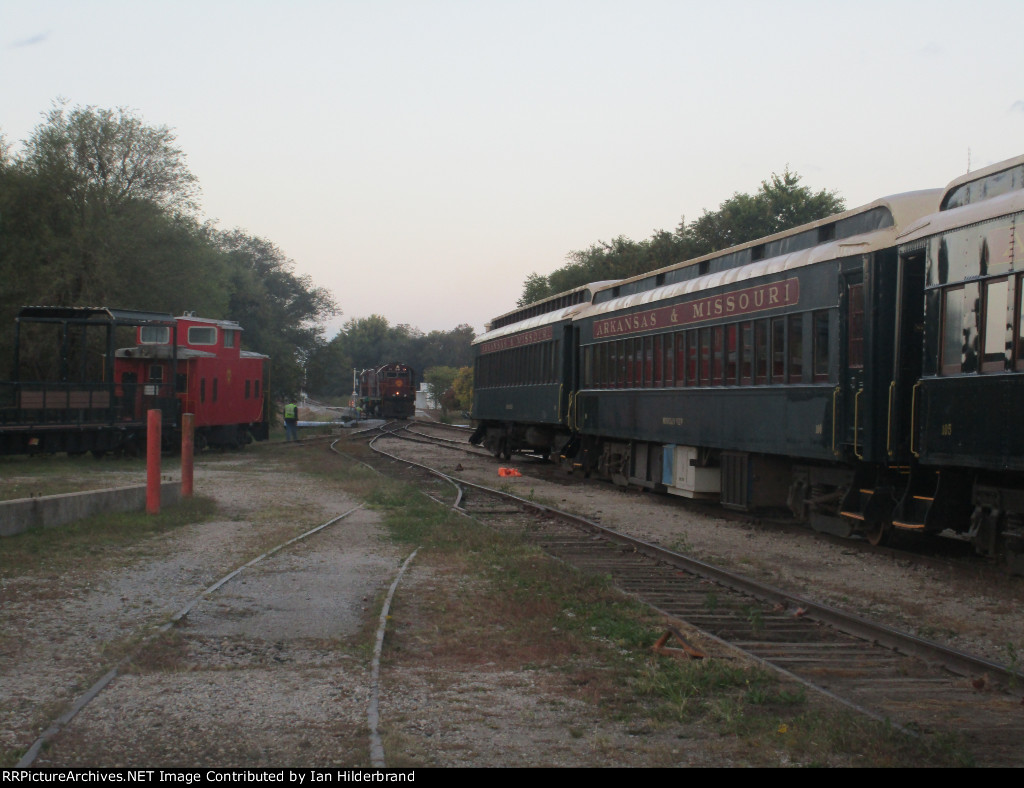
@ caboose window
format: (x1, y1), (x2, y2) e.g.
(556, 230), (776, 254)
(140, 326), (170, 344)
(149, 365), (163, 382)
(224, 330), (235, 348)
(188, 326), (217, 345)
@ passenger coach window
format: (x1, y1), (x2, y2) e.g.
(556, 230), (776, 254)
(771, 319), (785, 383)
(788, 314), (803, 383)
(813, 311), (830, 382)
(941, 285), (967, 375)
(982, 278), (1011, 372)
(711, 326), (724, 385)
(754, 321), (768, 384)
(725, 325), (737, 384)
(847, 284), (864, 369)
(942, 282), (983, 374)
(653, 335), (663, 387)
(740, 322), (753, 385)
(664, 334), (675, 386)
(700, 329), (711, 384)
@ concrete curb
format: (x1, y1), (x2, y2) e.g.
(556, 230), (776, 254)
(0, 481), (182, 537)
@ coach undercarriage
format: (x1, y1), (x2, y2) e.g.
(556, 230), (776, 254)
(551, 434), (1024, 572)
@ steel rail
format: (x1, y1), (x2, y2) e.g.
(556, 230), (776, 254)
(369, 427), (1024, 691)
(16, 506), (365, 767)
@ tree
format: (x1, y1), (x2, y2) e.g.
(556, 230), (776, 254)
(423, 366), (459, 417)
(519, 169), (844, 305)
(218, 230), (337, 399)
(451, 366), (474, 412)
(682, 168), (844, 256)
(0, 102), (339, 400)
(21, 101), (199, 214)
(1, 102), (205, 313)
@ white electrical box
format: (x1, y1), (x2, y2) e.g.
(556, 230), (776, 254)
(666, 445), (720, 500)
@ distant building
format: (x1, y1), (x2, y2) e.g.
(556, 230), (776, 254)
(416, 382), (437, 411)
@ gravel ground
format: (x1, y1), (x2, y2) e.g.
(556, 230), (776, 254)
(386, 431), (1024, 670)
(4, 427), (1024, 767)
(1, 451), (402, 766)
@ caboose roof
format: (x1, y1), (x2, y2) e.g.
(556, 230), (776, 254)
(176, 314), (244, 331)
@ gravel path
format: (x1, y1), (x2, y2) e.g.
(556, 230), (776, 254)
(1, 452), (401, 766)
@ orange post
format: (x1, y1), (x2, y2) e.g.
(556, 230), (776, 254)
(181, 413), (194, 498)
(147, 409), (161, 514)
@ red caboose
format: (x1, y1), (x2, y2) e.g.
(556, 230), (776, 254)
(115, 314), (269, 448)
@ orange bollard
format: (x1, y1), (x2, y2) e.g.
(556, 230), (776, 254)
(147, 409), (161, 514)
(181, 413), (194, 498)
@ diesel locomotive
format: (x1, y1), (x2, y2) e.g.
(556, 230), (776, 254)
(471, 154), (1024, 568)
(358, 362), (416, 419)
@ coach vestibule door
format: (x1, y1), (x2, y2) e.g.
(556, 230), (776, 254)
(838, 271), (865, 457)
(888, 251), (926, 461)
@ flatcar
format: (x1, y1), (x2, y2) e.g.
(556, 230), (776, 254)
(0, 307), (269, 455)
(359, 362), (416, 419)
(472, 153), (1024, 569)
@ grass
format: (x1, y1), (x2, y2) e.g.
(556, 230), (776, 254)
(339, 465), (974, 766)
(0, 454), (147, 501)
(1, 496), (219, 583)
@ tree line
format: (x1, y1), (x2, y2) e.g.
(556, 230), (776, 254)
(0, 102), (341, 399)
(306, 315), (475, 403)
(519, 169), (846, 305)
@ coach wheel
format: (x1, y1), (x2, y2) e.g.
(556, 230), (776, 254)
(866, 519), (891, 547)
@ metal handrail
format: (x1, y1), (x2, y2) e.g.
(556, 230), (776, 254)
(832, 386), (840, 456)
(910, 380), (923, 458)
(886, 380), (896, 457)
(854, 388), (864, 460)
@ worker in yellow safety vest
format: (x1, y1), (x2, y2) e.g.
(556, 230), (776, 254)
(284, 401), (298, 441)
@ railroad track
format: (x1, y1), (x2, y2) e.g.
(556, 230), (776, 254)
(354, 422), (1024, 765)
(13, 501), (375, 767)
